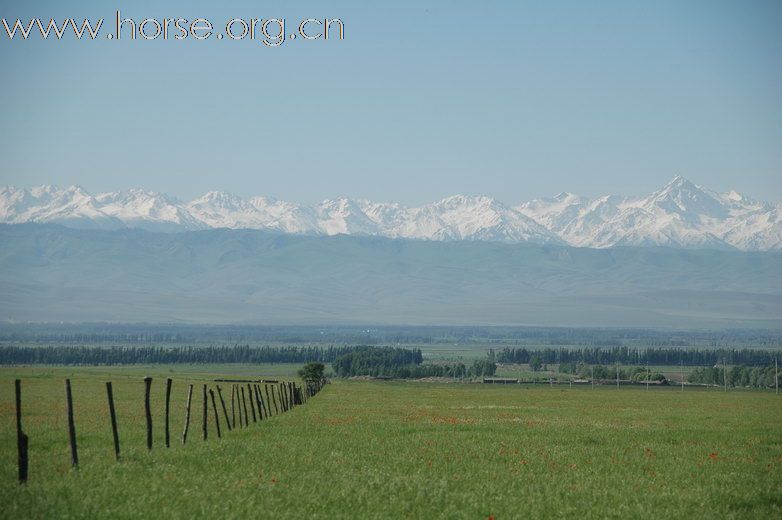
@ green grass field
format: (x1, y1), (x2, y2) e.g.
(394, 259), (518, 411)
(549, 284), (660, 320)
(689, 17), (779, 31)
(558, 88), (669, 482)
(1, 366), (781, 518)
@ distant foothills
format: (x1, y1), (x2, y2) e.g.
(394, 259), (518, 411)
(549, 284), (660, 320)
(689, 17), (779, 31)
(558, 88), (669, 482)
(1, 176), (780, 251)
(0, 222), (780, 327)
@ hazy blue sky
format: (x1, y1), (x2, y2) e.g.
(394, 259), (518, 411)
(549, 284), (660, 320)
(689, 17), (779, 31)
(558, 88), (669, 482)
(1, 0), (780, 204)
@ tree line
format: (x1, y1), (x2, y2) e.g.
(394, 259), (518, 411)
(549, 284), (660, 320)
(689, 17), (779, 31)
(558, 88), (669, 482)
(0, 344), (497, 379)
(0, 345), (357, 365)
(557, 363), (666, 382)
(3, 323), (780, 347)
(688, 365), (778, 388)
(331, 346), (496, 379)
(496, 347), (780, 366)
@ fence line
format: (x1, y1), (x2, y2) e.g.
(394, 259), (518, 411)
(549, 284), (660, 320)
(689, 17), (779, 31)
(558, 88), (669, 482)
(10, 375), (327, 484)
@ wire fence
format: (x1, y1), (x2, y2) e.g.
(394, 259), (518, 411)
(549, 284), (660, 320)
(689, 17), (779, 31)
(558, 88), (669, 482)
(12, 376), (327, 484)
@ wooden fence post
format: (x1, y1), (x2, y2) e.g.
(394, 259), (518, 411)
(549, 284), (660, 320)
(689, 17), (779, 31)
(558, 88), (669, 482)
(65, 379), (79, 467)
(254, 385), (265, 419)
(182, 383), (193, 444)
(277, 384), (285, 412)
(237, 386), (244, 427)
(216, 385), (232, 431)
(231, 385), (236, 428)
(247, 384), (257, 423)
(202, 384), (208, 441)
(266, 385), (276, 416)
(144, 377), (153, 450)
(273, 384), (280, 413)
(209, 388), (222, 439)
(261, 384), (269, 417)
(165, 378), (172, 448)
(252, 385), (261, 419)
(106, 382), (120, 460)
(241, 386), (249, 427)
(15, 379), (29, 484)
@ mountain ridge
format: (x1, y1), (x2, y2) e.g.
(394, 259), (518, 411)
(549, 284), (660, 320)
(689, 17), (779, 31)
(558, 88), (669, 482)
(1, 223), (779, 327)
(2, 177), (780, 250)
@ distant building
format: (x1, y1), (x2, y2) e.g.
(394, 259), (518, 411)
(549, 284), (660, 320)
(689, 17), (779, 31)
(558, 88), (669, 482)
(483, 377), (519, 384)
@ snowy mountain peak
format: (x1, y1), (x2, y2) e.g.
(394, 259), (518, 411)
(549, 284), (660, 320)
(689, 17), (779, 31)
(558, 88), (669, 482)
(190, 190), (248, 208)
(553, 191), (580, 203)
(28, 184), (61, 197)
(723, 190), (745, 203)
(435, 194), (496, 208)
(644, 176), (727, 221)
(663, 174), (687, 187)
(0, 181), (779, 250)
(653, 175), (706, 199)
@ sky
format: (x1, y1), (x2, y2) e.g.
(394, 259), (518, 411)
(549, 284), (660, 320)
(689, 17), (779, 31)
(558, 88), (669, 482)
(0, 0), (780, 205)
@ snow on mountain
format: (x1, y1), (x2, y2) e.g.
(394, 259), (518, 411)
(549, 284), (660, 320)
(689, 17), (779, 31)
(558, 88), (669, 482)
(396, 195), (563, 243)
(186, 191), (275, 230)
(315, 197), (383, 236)
(0, 185), (124, 229)
(357, 200), (408, 230)
(94, 189), (206, 232)
(652, 176), (729, 217)
(1, 178), (780, 250)
(580, 177), (733, 249)
(717, 201), (782, 251)
(249, 197), (321, 234)
(518, 176), (782, 250)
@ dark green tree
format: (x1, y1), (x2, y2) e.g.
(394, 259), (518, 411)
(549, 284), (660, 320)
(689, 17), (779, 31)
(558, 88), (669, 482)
(298, 362), (325, 381)
(530, 356), (543, 372)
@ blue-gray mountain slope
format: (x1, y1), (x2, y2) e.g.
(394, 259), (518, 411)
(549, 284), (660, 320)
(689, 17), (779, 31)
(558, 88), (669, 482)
(0, 224), (779, 328)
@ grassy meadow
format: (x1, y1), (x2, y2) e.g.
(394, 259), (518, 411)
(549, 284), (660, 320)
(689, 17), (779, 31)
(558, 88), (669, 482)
(1, 366), (781, 518)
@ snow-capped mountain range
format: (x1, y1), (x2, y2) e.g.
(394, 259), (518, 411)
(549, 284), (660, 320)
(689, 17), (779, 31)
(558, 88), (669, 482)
(1, 177), (780, 250)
